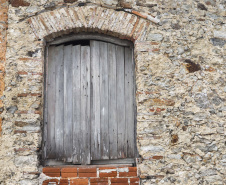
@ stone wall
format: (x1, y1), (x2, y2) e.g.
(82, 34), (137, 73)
(0, 0), (8, 137)
(0, 0), (225, 184)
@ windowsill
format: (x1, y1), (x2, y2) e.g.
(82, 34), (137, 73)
(44, 158), (135, 167)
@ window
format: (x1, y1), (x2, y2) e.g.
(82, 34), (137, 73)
(43, 34), (136, 165)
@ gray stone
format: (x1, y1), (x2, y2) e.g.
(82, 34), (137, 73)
(208, 144), (218, 152)
(204, 175), (222, 183)
(147, 33), (163, 41)
(212, 96), (222, 106)
(19, 179), (37, 185)
(26, 6), (39, 14)
(210, 38), (226, 47)
(6, 106), (18, 114)
(167, 154), (182, 159)
(177, 47), (184, 55)
(14, 156), (37, 167)
(141, 145), (164, 153)
(200, 168), (217, 177)
(194, 93), (211, 109)
(213, 30), (226, 39)
(216, 127), (224, 134)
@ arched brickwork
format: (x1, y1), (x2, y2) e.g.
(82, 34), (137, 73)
(28, 6), (152, 42)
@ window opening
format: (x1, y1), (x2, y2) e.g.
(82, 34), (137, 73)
(43, 34), (137, 166)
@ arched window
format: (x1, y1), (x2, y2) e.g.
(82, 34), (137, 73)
(43, 34), (137, 165)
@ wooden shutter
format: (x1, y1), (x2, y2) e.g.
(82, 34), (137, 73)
(44, 39), (135, 165)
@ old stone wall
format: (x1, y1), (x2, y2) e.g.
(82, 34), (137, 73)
(0, 0), (225, 184)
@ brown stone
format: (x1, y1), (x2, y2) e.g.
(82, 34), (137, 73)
(64, 0), (77, 3)
(171, 134), (179, 143)
(9, 0), (30, 7)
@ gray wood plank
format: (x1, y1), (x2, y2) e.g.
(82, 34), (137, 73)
(47, 46), (56, 158)
(72, 45), (81, 164)
(125, 47), (135, 158)
(81, 46), (91, 164)
(90, 41), (101, 160)
(116, 45), (126, 159)
(43, 48), (48, 161)
(63, 45), (73, 162)
(99, 41), (109, 160)
(108, 43), (118, 159)
(54, 45), (64, 160)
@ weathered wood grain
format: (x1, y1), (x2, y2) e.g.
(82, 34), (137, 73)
(54, 45), (64, 160)
(108, 43), (118, 159)
(63, 45), (73, 162)
(116, 45), (126, 159)
(72, 45), (81, 163)
(99, 41), (109, 160)
(90, 41), (101, 160)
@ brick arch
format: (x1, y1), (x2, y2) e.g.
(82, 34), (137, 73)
(28, 6), (152, 42)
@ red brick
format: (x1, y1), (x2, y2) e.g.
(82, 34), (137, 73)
(131, 10), (147, 19)
(90, 178), (108, 185)
(152, 156), (163, 160)
(130, 178), (140, 183)
(79, 168), (96, 173)
(31, 93), (42, 97)
(152, 48), (160, 52)
(79, 172), (97, 177)
(17, 93), (29, 97)
(70, 178), (88, 185)
(128, 167), (137, 172)
(14, 130), (27, 134)
(130, 18), (140, 37)
(119, 172), (137, 177)
(90, 178), (108, 183)
(18, 71), (28, 75)
(111, 178), (128, 183)
(78, 168), (96, 177)
(15, 110), (28, 114)
(62, 172), (77, 178)
(60, 178), (69, 185)
(42, 179), (59, 185)
(99, 171), (117, 177)
(61, 167), (78, 173)
(43, 167), (61, 177)
(61, 168), (77, 178)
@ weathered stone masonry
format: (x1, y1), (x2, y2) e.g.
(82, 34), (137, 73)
(0, 0), (225, 184)
(0, 0), (8, 136)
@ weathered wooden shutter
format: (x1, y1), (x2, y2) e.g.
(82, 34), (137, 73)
(44, 39), (135, 165)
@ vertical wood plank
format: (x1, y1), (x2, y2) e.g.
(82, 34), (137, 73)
(108, 43), (118, 159)
(90, 41), (101, 160)
(46, 46), (56, 159)
(99, 41), (109, 159)
(43, 47), (48, 161)
(81, 46), (91, 164)
(125, 47), (135, 158)
(54, 45), (64, 160)
(72, 45), (81, 163)
(116, 45), (126, 159)
(63, 45), (73, 162)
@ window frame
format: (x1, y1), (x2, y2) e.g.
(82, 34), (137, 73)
(42, 33), (138, 166)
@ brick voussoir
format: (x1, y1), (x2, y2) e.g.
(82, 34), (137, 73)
(28, 6), (152, 41)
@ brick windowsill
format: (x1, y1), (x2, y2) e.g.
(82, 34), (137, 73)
(42, 166), (139, 185)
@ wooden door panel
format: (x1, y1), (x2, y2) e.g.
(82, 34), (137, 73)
(45, 39), (135, 165)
